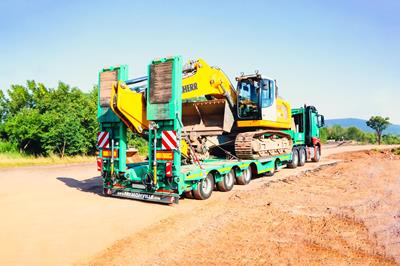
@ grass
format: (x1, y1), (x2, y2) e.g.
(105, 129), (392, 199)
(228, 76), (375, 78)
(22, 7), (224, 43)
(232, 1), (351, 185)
(0, 152), (95, 168)
(391, 147), (400, 156)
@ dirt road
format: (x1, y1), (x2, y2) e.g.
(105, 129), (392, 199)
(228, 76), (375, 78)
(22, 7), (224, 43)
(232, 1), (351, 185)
(0, 144), (398, 265)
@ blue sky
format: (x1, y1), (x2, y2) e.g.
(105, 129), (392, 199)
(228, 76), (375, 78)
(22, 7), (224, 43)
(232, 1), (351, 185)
(1, 0), (399, 123)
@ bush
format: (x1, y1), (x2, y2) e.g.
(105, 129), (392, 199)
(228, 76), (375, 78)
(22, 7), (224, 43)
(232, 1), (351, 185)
(0, 140), (19, 153)
(127, 133), (148, 155)
(382, 134), (400, 145)
(323, 125), (399, 144)
(391, 147), (400, 155)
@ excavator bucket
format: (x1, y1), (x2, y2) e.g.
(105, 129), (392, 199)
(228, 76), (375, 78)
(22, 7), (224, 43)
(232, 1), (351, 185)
(182, 99), (234, 136)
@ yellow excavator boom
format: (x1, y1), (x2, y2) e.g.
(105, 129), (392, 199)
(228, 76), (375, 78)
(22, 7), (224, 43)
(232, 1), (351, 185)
(182, 58), (237, 106)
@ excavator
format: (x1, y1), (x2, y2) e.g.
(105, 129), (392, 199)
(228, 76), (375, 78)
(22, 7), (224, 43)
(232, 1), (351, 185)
(108, 58), (292, 161)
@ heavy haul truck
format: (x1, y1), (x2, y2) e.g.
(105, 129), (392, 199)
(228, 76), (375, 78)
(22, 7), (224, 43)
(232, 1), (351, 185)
(97, 56), (324, 204)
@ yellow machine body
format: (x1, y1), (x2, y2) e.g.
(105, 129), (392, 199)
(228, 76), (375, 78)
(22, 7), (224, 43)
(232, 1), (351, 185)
(237, 97), (292, 129)
(110, 58), (292, 137)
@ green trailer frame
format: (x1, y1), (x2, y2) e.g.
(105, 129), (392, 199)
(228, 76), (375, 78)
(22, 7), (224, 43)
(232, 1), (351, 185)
(103, 153), (291, 204)
(96, 55), (323, 204)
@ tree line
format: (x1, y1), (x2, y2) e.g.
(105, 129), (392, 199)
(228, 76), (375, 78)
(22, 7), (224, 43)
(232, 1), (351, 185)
(0, 80), (396, 157)
(320, 121), (400, 145)
(0, 81), (98, 157)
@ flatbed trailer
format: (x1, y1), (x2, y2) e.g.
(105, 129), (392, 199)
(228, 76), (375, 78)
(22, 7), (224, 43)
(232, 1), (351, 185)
(97, 56), (324, 204)
(103, 153), (291, 204)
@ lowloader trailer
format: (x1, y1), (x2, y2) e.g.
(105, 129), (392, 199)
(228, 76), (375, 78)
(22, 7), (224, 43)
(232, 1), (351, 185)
(97, 56), (324, 204)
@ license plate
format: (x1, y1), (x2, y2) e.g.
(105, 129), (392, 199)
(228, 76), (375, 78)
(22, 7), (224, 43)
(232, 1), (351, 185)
(111, 190), (178, 204)
(131, 183), (146, 189)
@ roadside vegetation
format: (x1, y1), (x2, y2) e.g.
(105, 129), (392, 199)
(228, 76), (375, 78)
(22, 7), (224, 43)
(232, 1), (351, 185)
(0, 81), (98, 157)
(321, 117), (400, 145)
(0, 80), (396, 166)
(0, 80), (148, 167)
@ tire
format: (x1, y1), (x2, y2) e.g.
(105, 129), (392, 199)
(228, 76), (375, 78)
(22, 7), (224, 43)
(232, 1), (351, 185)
(193, 172), (214, 200)
(266, 160), (279, 176)
(312, 146), (321, 162)
(236, 166), (252, 185)
(287, 148), (299, 169)
(298, 148), (306, 166)
(184, 190), (194, 199)
(217, 169), (235, 192)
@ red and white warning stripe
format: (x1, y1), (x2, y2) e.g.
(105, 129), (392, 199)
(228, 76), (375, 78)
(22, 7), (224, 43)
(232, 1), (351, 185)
(97, 131), (110, 148)
(161, 130), (177, 150)
(165, 162), (172, 177)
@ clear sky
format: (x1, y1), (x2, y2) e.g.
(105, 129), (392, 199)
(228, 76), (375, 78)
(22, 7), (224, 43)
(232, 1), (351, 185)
(0, 0), (399, 123)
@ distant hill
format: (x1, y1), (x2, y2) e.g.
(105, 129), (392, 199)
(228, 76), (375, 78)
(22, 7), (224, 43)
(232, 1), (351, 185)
(325, 118), (400, 135)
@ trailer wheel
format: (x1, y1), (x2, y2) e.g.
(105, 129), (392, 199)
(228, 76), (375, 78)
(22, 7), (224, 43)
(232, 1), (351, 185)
(287, 148), (299, 169)
(236, 166), (252, 185)
(298, 148), (306, 166)
(312, 146), (321, 162)
(266, 160), (279, 176)
(217, 169), (235, 192)
(193, 172), (214, 200)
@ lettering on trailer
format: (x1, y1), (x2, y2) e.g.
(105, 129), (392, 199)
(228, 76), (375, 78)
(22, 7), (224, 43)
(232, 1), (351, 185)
(97, 131), (110, 148)
(116, 191), (162, 201)
(113, 190), (177, 204)
(161, 130), (178, 150)
(182, 82), (198, 93)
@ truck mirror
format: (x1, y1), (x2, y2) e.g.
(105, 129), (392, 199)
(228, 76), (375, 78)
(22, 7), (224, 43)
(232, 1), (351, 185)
(318, 115), (325, 127)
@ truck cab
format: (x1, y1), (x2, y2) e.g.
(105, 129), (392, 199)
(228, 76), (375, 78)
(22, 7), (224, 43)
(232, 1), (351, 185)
(288, 105), (324, 166)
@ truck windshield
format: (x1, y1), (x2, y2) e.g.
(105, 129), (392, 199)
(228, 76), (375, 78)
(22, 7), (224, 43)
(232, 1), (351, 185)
(237, 79), (260, 119)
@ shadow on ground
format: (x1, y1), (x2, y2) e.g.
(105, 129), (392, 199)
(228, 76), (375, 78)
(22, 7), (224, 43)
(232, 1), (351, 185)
(57, 176), (102, 194)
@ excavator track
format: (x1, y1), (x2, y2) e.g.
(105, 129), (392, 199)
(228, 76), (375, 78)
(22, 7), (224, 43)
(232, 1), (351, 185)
(235, 130), (293, 159)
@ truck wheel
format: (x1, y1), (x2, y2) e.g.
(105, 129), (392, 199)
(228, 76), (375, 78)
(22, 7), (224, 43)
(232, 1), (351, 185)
(312, 146), (321, 162)
(193, 172), (214, 200)
(236, 166), (252, 185)
(287, 148), (299, 169)
(217, 169), (235, 192)
(298, 148), (306, 166)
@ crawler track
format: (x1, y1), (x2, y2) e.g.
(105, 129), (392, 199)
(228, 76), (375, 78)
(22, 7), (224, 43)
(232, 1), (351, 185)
(235, 130), (292, 159)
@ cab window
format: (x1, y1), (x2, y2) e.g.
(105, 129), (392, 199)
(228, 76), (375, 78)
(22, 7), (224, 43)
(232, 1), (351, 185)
(237, 79), (260, 119)
(261, 79), (274, 108)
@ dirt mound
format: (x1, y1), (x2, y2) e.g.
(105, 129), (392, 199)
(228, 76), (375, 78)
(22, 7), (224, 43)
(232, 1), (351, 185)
(328, 148), (400, 161)
(85, 149), (400, 265)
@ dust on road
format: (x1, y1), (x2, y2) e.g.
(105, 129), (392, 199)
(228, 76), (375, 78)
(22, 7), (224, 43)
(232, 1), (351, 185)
(86, 147), (400, 265)
(0, 144), (398, 265)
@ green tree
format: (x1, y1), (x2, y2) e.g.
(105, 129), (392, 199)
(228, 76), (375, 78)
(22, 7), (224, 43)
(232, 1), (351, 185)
(1, 80), (99, 157)
(4, 108), (43, 153)
(382, 134), (400, 145)
(327, 125), (345, 141)
(346, 126), (363, 142)
(320, 127), (328, 143)
(7, 84), (32, 116)
(366, 116), (390, 145)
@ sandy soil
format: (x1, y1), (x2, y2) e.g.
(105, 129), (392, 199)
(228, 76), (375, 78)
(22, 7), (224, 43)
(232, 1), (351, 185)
(0, 144), (398, 265)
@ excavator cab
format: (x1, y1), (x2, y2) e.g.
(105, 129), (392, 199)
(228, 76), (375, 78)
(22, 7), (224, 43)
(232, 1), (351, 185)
(237, 74), (275, 120)
(236, 74), (292, 130)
